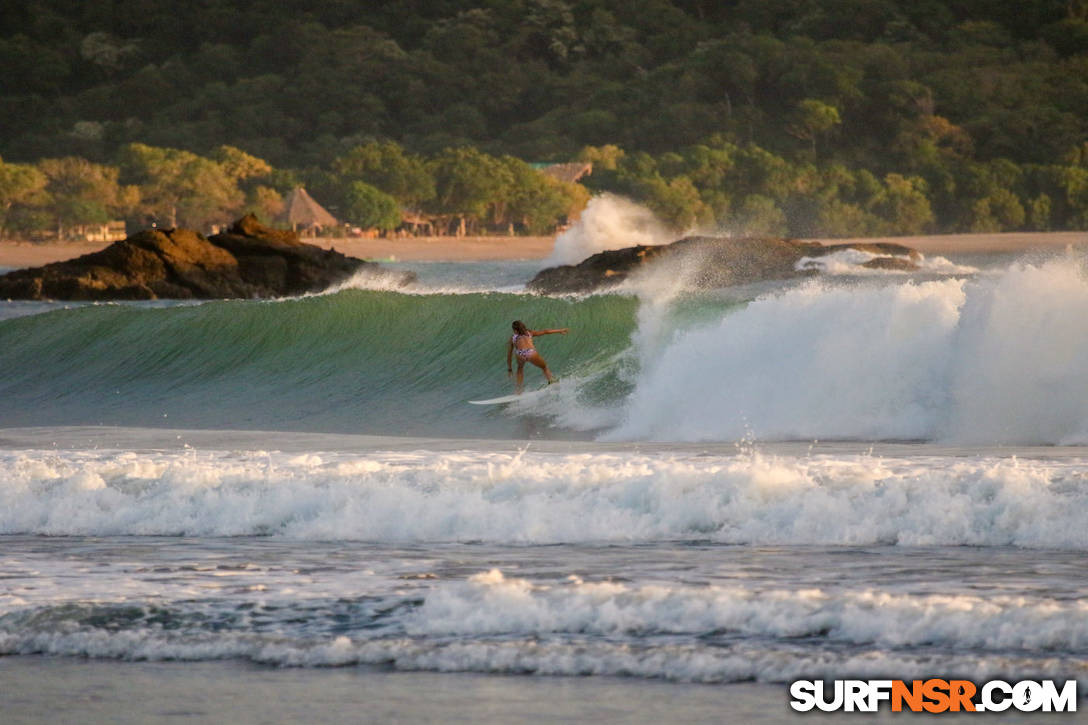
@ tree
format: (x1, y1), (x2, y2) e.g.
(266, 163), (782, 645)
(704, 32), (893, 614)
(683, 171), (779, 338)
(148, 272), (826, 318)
(0, 158), (48, 239)
(983, 187), (1026, 230)
(496, 157), (589, 234)
(426, 147), (507, 234)
(244, 185), (284, 224)
(966, 198), (1001, 232)
(638, 175), (709, 230)
(8, 1), (1088, 237)
(521, 0), (582, 68)
(875, 173), (934, 234)
(815, 199), (884, 237)
(577, 144), (626, 171)
(79, 32), (140, 76)
(213, 145), (273, 182)
(731, 195), (788, 236)
(787, 99), (842, 153)
(331, 141), (434, 209)
(0, 35), (69, 95)
(37, 157), (137, 237)
(344, 181), (401, 231)
(118, 143), (242, 229)
(731, 145), (795, 201)
(1027, 193), (1052, 230)
(1058, 166), (1088, 226)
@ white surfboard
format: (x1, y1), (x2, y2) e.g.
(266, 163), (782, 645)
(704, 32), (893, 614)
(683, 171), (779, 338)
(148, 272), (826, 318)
(468, 388), (548, 405)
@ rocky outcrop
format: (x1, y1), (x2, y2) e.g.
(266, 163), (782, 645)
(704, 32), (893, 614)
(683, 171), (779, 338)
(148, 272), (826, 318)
(527, 236), (921, 294)
(0, 215), (414, 300)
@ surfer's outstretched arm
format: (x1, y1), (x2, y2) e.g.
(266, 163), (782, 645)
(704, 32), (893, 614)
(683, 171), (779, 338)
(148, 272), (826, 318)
(529, 328), (569, 336)
(506, 341), (514, 375)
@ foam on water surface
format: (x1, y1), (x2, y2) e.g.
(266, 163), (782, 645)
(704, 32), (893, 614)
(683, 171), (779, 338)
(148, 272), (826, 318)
(2, 441), (1088, 548)
(1, 535), (1086, 688)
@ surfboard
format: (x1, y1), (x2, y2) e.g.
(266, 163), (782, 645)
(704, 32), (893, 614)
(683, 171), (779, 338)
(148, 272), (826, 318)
(468, 389), (548, 405)
(468, 394), (523, 405)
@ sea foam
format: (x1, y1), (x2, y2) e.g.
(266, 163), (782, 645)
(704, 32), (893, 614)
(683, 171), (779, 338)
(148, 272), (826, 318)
(6, 626), (1080, 684)
(3, 568), (1086, 685)
(607, 255), (1088, 444)
(543, 194), (673, 267)
(3, 447), (1088, 547)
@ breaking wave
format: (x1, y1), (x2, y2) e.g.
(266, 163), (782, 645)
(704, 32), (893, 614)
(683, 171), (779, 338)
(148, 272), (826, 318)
(4, 447), (1088, 548)
(2, 248), (1087, 445)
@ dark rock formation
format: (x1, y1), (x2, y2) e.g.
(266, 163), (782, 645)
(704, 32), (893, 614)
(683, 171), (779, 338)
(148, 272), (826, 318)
(859, 256), (921, 271)
(527, 236), (921, 294)
(0, 215), (414, 300)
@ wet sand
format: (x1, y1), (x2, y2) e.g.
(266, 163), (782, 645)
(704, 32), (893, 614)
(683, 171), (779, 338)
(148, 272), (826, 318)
(0, 657), (783, 725)
(0, 657), (1024, 724)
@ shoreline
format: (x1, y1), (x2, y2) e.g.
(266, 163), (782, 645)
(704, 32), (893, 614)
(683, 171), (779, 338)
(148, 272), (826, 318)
(0, 656), (793, 725)
(0, 231), (1085, 270)
(311, 234), (555, 262)
(806, 230), (1087, 254)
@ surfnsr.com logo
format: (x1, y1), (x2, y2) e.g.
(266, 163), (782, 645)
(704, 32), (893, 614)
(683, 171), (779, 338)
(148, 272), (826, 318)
(790, 679), (1077, 713)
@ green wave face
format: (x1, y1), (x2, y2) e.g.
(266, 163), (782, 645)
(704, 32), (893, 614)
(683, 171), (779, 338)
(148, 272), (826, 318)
(0, 291), (640, 438)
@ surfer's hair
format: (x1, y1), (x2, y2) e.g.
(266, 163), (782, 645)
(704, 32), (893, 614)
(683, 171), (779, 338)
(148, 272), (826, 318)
(512, 320), (529, 335)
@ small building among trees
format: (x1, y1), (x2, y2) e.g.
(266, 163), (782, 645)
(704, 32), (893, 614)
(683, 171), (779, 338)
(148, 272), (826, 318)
(278, 187), (338, 235)
(398, 212), (433, 236)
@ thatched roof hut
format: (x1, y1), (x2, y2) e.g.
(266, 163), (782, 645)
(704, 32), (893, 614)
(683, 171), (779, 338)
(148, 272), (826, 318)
(278, 187), (338, 231)
(399, 211), (433, 235)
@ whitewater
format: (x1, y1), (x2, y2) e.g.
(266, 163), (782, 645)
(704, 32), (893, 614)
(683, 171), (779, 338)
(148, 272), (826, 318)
(3, 203), (1088, 722)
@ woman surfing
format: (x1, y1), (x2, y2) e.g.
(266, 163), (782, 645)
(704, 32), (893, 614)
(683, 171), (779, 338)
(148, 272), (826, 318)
(507, 320), (568, 393)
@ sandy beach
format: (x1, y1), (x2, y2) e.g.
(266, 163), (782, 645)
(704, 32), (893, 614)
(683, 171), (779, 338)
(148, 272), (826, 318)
(0, 235), (557, 269)
(0, 240), (118, 269)
(0, 231), (1085, 270)
(310, 235), (557, 262)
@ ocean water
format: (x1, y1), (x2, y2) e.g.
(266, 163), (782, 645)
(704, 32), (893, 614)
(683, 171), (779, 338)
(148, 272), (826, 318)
(3, 238), (1088, 722)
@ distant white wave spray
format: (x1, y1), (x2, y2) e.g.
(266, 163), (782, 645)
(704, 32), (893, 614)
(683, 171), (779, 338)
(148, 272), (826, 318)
(543, 193), (673, 267)
(607, 254), (1088, 444)
(796, 247), (978, 276)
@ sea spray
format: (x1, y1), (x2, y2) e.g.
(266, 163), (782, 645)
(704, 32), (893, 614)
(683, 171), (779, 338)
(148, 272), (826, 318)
(944, 257), (1088, 443)
(608, 255), (1088, 444)
(543, 193), (673, 267)
(795, 248), (978, 276)
(607, 277), (965, 441)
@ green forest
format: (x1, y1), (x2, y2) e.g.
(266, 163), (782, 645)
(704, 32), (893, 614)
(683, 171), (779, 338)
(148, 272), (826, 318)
(3, 0), (1088, 239)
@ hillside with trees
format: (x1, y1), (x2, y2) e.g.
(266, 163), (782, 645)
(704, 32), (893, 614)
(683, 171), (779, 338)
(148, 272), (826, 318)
(2, 0), (1088, 238)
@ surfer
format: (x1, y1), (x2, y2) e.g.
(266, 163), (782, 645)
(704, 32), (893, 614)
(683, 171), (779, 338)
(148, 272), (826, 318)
(507, 320), (567, 392)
